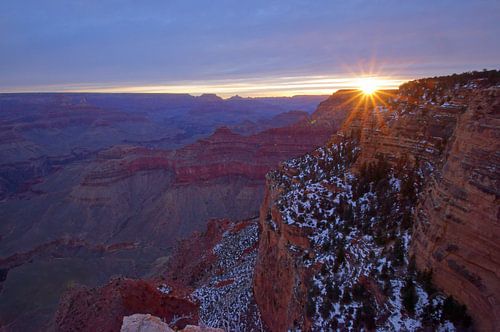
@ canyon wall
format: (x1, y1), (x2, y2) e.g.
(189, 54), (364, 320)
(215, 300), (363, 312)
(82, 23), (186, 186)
(253, 75), (500, 330)
(253, 173), (312, 331)
(410, 87), (500, 331)
(350, 84), (500, 330)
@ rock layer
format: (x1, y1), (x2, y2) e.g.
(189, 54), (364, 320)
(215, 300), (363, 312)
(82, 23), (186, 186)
(253, 174), (313, 331)
(253, 74), (500, 330)
(411, 87), (500, 331)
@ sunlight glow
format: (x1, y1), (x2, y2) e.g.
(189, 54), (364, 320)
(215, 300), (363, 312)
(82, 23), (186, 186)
(357, 77), (381, 95)
(2, 75), (407, 97)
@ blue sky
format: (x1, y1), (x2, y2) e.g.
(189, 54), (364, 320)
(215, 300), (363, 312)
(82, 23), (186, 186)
(1, 0), (499, 96)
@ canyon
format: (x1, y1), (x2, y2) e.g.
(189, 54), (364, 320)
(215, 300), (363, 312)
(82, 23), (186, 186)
(0, 93), (339, 330)
(1, 71), (499, 331)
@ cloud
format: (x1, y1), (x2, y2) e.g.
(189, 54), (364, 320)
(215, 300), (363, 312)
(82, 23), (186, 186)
(0, 0), (499, 94)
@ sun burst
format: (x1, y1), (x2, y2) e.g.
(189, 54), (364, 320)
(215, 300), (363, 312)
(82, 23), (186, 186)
(357, 77), (380, 95)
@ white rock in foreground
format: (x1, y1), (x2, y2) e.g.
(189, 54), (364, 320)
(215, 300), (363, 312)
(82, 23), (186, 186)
(120, 314), (225, 332)
(181, 325), (224, 332)
(121, 314), (174, 332)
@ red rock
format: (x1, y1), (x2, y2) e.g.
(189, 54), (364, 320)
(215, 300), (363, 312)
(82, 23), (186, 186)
(54, 278), (198, 332)
(411, 87), (500, 331)
(253, 83), (500, 331)
(253, 176), (314, 331)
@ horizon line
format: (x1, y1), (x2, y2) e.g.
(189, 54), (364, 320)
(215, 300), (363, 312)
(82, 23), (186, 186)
(0, 74), (409, 98)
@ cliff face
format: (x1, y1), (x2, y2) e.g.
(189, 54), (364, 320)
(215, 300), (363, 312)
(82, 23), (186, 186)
(411, 87), (500, 331)
(253, 72), (500, 330)
(253, 174), (312, 332)
(252, 91), (382, 331)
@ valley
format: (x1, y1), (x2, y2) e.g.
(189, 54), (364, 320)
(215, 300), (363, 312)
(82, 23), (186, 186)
(1, 71), (499, 331)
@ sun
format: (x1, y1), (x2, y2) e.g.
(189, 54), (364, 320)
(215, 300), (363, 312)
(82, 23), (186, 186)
(357, 77), (380, 95)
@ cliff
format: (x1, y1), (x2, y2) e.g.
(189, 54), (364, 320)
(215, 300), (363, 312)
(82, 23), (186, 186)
(253, 173), (313, 331)
(411, 87), (500, 331)
(253, 71), (500, 330)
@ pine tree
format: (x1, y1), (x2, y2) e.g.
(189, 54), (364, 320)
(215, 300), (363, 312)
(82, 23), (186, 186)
(401, 277), (417, 314)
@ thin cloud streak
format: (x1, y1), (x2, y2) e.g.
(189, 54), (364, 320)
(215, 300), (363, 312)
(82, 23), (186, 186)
(2, 75), (408, 97)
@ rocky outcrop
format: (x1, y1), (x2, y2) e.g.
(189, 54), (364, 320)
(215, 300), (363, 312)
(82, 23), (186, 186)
(121, 314), (174, 332)
(159, 218), (265, 331)
(253, 174), (313, 331)
(343, 82), (500, 331)
(252, 90), (397, 331)
(52, 218), (263, 332)
(411, 87), (500, 331)
(54, 278), (198, 332)
(343, 80), (500, 330)
(120, 314), (225, 332)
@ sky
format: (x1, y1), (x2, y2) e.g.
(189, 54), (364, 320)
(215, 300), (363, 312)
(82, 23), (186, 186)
(1, 0), (499, 97)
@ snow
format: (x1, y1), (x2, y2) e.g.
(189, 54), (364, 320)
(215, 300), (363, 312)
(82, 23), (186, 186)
(192, 222), (265, 331)
(268, 132), (459, 330)
(157, 284), (172, 294)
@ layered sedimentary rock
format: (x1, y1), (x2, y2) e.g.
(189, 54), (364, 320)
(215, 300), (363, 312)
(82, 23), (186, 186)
(253, 73), (500, 330)
(0, 93), (334, 331)
(346, 81), (500, 330)
(411, 87), (500, 331)
(253, 174), (313, 331)
(0, 93), (327, 197)
(253, 91), (400, 331)
(254, 90), (396, 331)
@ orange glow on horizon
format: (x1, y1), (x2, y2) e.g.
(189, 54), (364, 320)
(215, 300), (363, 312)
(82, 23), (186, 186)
(1, 74), (408, 98)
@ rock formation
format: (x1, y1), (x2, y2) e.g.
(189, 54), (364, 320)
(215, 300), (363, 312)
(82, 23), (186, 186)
(253, 71), (500, 330)
(53, 218), (264, 332)
(253, 173), (313, 331)
(411, 87), (500, 331)
(54, 278), (199, 332)
(121, 314), (174, 332)
(120, 314), (225, 332)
